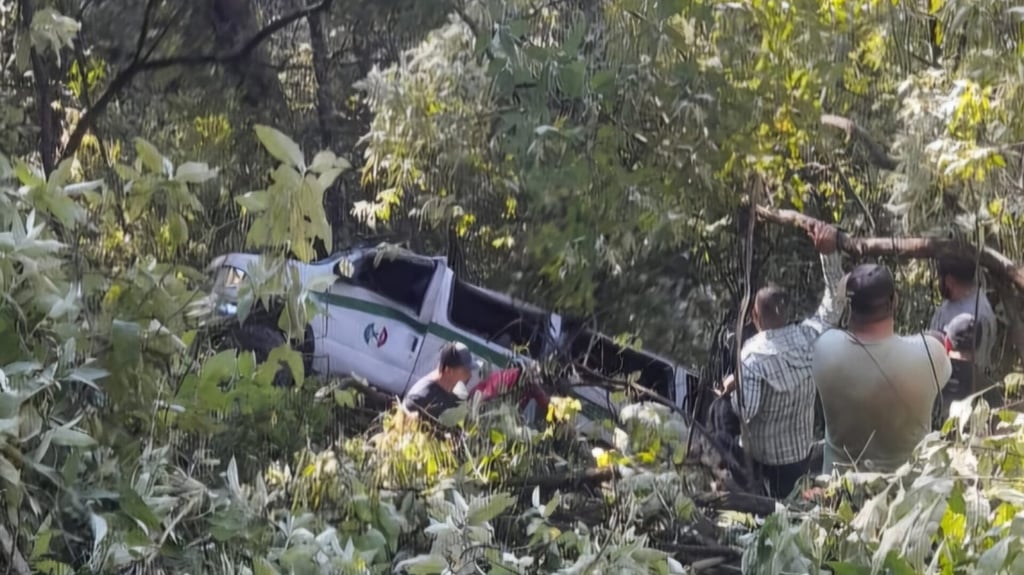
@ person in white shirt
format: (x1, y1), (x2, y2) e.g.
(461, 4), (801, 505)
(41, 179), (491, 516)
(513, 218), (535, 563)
(719, 222), (845, 496)
(813, 263), (952, 474)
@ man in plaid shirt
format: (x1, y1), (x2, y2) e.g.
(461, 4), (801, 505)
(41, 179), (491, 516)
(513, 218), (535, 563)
(719, 222), (846, 497)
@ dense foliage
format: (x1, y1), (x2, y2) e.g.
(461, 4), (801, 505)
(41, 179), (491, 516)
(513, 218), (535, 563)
(2, 0), (1024, 573)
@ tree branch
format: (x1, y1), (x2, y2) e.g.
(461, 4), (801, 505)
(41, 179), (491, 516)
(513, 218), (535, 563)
(821, 114), (899, 171)
(132, 0), (158, 63)
(756, 207), (1024, 293)
(993, 281), (1024, 369)
(60, 0), (333, 163)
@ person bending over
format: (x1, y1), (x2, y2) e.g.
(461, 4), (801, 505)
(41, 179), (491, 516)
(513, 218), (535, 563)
(403, 342), (475, 423)
(813, 264), (952, 474)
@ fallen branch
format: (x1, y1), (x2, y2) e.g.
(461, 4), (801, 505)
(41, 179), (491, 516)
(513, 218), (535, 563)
(60, 0), (333, 162)
(501, 467), (788, 517)
(504, 467), (616, 489)
(693, 491), (781, 516)
(756, 207), (1024, 293)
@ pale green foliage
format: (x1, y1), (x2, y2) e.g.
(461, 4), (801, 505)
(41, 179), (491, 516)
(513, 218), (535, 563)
(241, 125), (352, 262)
(744, 395), (1024, 574)
(355, 17), (493, 230)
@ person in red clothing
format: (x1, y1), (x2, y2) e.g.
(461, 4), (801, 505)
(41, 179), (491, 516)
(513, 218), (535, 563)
(469, 360), (550, 424)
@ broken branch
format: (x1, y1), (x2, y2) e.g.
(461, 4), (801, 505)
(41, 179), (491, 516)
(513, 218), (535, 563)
(756, 207), (1024, 293)
(821, 114), (899, 171)
(499, 467), (789, 517)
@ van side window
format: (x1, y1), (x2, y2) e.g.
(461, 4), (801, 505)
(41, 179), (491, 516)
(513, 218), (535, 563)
(570, 331), (674, 399)
(344, 255), (435, 314)
(449, 280), (547, 358)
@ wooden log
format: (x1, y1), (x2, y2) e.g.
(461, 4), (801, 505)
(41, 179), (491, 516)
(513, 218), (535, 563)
(756, 207), (1024, 293)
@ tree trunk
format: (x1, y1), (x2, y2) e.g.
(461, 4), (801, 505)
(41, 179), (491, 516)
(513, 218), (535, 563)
(20, 0), (56, 175)
(211, 0), (289, 116)
(307, 8), (333, 149)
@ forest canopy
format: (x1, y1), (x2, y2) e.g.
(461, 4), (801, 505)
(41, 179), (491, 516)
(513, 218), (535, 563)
(2, 0), (1024, 573)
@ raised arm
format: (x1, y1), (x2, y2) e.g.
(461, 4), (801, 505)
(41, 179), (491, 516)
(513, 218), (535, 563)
(810, 251), (847, 327)
(804, 224), (848, 329)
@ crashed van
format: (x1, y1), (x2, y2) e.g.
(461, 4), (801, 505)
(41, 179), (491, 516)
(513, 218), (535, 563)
(200, 246), (697, 427)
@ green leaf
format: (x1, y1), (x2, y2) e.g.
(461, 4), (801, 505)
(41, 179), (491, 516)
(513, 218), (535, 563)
(334, 388), (356, 409)
(174, 161), (219, 184)
(255, 125), (305, 171)
(353, 494), (374, 523)
(31, 521), (54, 560)
(438, 403), (468, 428)
(0, 417), (19, 436)
(31, 560), (73, 575)
(396, 554), (447, 575)
(309, 150), (350, 174)
(50, 426), (96, 448)
(63, 180), (103, 196)
(29, 8), (80, 64)
(14, 159), (44, 187)
(558, 61), (586, 99)
(120, 487), (162, 532)
(253, 558), (280, 575)
(473, 29), (492, 57)
(67, 365), (108, 390)
(0, 455), (19, 486)
(883, 552), (917, 575)
(89, 513), (107, 556)
(976, 537), (1011, 572)
(134, 138), (171, 176)
(826, 562), (870, 575)
(376, 502), (403, 550)
(236, 190), (270, 213)
(467, 492), (516, 525)
(563, 18), (586, 57)
(168, 213), (189, 246)
(265, 346), (303, 387)
(202, 351), (237, 386)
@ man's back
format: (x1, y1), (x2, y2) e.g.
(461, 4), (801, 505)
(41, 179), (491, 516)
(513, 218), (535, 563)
(813, 330), (951, 473)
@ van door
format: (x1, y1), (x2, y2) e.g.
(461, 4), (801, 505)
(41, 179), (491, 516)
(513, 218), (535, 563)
(310, 252), (435, 396)
(411, 270), (541, 392)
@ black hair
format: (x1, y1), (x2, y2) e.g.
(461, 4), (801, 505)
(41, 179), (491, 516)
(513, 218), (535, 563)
(754, 284), (789, 328)
(937, 255), (977, 285)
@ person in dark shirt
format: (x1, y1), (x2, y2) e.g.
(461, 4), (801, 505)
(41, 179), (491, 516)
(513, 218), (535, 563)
(402, 342), (476, 423)
(933, 313), (992, 429)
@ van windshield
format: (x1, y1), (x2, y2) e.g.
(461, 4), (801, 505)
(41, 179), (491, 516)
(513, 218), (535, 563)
(212, 266), (246, 294)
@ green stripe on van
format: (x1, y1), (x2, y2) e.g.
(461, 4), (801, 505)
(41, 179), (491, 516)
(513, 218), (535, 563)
(309, 291), (512, 367)
(309, 291), (614, 423)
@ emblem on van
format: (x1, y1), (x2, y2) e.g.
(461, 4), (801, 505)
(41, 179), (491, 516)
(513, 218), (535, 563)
(363, 323), (388, 348)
